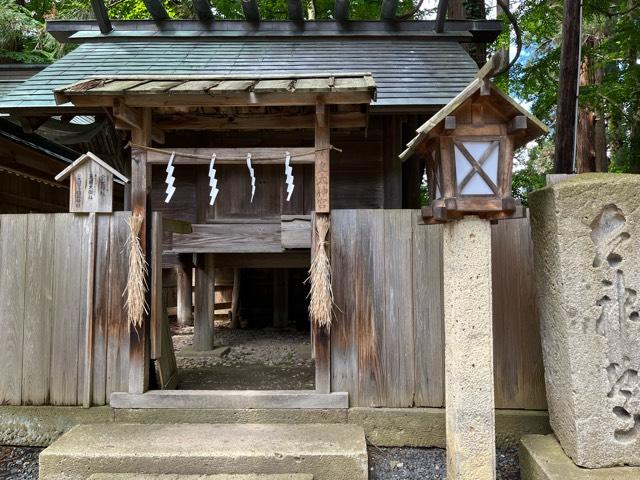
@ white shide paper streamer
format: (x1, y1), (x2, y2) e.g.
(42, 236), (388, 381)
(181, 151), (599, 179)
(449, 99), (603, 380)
(208, 153), (219, 206)
(246, 153), (256, 203)
(284, 151), (294, 202)
(164, 151), (176, 203)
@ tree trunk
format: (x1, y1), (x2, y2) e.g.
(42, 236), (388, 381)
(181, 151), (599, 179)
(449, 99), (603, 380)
(307, 0), (316, 20)
(554, 0), (582, 173)
(576, 38), (595, 173)
(628, 0), (640, 173)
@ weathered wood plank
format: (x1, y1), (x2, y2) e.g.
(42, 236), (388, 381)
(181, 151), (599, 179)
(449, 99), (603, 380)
(330, 210), (358, 400)
(492, 217), (546, 409)
(212, 252), (310, 269)
(0, 215), (27, 405)
(107, 212), (131, 396)
(82, 213), (98, 408)
(21, 214), (54, 405)
(281, 215), (311, 249)
(91, 213), (112, 405)
(169, 223), (283, 253)
(150, 213), (163, 360)
(50, 214), (85, 405)
(383, 210), (414, 407)
(76, 214), (92, 405)
(413, 219), (445, 407)
(355, 210), (385, 407)
(314, 102), (330, 213)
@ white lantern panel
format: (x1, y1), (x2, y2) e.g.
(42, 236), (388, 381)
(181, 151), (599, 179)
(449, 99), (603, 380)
(454, 141), (499, 195)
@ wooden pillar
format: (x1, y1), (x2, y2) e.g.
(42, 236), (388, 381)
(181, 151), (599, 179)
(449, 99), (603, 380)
(313, 99), (331, 394)
(443, 216), (496, 480)
(128, 108), (152, 394)
(194, 253), (215, 350)
(383, 116), (402, 208)
(230, 268), (241, 329)
(176, 254), (193, 327)
(273, 269), (289, 329)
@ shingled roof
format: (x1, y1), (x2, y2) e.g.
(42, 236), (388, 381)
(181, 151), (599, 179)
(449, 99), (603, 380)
(0, 40), (479, 112)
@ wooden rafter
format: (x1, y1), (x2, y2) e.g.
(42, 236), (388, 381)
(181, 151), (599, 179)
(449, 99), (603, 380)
(241, 0), (260, 23)
(192, 0), (214, 21)
(90, 0), (113, 34)
(380, 0), (398, 21)
(287, 0), (304, 22)
(435, 0), (449, 33)
(142, 0), (170, 21)
(334, 0), (349, 22)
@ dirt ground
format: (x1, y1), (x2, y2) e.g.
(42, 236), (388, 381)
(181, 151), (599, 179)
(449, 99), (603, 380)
(171, 319), (315, 390)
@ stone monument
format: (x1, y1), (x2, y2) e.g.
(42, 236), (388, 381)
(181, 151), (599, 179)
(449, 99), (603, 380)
(529, 173), (640, 468)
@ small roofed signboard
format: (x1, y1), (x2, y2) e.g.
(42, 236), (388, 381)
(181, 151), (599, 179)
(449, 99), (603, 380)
(55, 151), (129, 213)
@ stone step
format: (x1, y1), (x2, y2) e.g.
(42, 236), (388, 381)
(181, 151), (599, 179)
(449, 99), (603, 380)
(89, 475), (313, 480)
(39, 423), (367, 480)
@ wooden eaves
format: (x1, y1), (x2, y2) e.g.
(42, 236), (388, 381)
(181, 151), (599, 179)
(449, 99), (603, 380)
(54, 73), (377, 109)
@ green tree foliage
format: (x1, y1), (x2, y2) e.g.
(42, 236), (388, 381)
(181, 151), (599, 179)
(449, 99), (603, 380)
(508, 0), (640, 173)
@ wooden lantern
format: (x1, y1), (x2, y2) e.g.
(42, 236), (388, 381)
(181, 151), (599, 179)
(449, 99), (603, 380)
(55, 151), (129, 213)
(400, 55), (548, 223)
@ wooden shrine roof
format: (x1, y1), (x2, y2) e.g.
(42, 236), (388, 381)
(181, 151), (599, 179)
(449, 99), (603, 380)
(0, 40), (477, 113)
(53, 73), (376, 108)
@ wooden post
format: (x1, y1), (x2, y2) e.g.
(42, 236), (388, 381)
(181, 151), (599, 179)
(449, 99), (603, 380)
(128, 108), (152, 394)
(443, 216), (496, 480)
(82, 213), (97, 408)
(272, 269), (289, 329)
(313, 100), (331, 394)
(150, 212), (163, 360)
(230, 268), (241, 329)
(194, 253), (215, 350)
(176, 254), (194, 327)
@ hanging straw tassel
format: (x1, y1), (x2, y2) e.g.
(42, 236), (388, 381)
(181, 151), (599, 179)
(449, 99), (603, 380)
(124, 214), (148, 329)
(307, 213), (333, 329)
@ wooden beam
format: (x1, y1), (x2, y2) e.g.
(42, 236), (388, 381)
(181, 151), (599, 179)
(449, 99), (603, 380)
(154, 111), (367, 131)
(508, 115), (528, 133)
(90, 0), (113, 34)
(128, 108), (152, 395)
(380, 0), (398, 21)
(444, 115), (456, 132)
(314, 101), (330, 213)
(142, 0), (170, 20)
(241, 0), (260, 23)
(334, 0), (349, 22)
(146, 147), (316, 165)
(192, 0), (214, 21)
(435, 0), (449, 33)
(212, 252), (310, 269)
(287, 0), (304, 22)
(167, 223), (283, 254)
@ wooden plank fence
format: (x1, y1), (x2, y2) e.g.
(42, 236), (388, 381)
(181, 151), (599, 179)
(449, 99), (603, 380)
(0, 213), (130, 406)
(330, 209), (546, 409)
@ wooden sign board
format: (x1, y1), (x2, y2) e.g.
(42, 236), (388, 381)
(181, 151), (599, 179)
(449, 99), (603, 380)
(55, 151), (129, 213)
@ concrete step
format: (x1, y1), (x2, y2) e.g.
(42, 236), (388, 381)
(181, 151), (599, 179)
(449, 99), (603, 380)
(89, 475), (313, 480)
(39, 423), (367, 480)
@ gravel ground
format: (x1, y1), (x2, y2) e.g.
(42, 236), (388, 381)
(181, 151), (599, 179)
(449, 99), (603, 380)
(369, 447), (520, 480)
(0, 446), (520, 480)
(0, 446), (41, 480)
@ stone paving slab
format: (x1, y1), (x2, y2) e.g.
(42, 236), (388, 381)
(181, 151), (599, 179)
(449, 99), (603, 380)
(88, 475), (313, 480)
(39, 423), (367, 480)
(520, 435), (640, 479)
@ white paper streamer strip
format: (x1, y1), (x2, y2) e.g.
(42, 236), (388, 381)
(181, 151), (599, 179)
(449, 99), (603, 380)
(164, 151), (176, 203)
(246, 153), (256, 203)
(284, 151), (294, 202)
(208, 153), (219, 206)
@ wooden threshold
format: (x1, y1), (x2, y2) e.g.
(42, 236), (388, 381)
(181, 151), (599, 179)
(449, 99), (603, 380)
(110, 390), (348, 409)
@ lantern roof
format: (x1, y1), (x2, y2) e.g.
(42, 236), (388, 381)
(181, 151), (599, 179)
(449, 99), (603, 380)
(399, 54), (548, 162)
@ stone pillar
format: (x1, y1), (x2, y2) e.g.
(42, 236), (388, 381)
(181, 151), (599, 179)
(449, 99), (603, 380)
(530, 174), (640, 468)
(443, 216), (496, 480)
